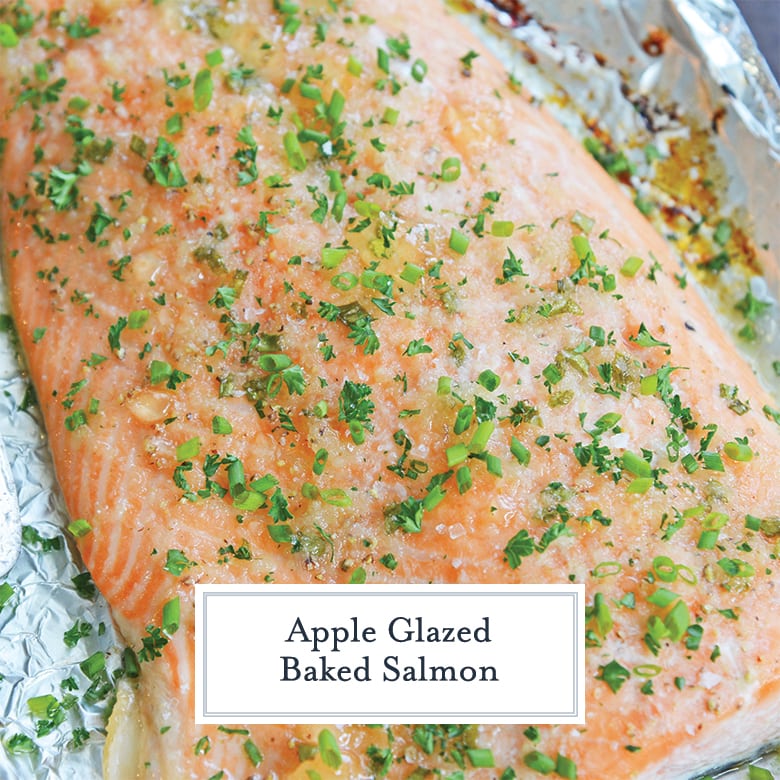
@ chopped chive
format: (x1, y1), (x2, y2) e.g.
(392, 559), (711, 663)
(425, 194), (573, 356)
(320, 488), (352, 507)
(477, 369), (500, 391)
(703, 512), (728, 531)
(467, 749), (494, 768)
(332, 190), (346, 221)
(620, 256), (644, 277)
(664, 599), (690, 641)
(128, 309), (150, 329)
(68, 95), (90, 111)
(524, 751), (555, 774)
(423, 485), (446, 511)
(205, 48), (223, 67)
(79, 650), (106, 679)
(67, 518), (92, 538)
(652, 556), (677, 582)
(326, 169), (343, 192)
(318, 729), (341, 769)
(697, 529), (719, 550)
(267, 524), (292, 543)
(347, 55), (363, 76)
(594, 412), (621, 430)
(701, 452), (725, 472)
(282, 16), (300, 34)
(301, 482), (319, 500)
(510, 437), (530, 466)
(592, 560), (622, 578)
(677, 564), (697, 585)
(491, 220), (514, 237)
(176, 437), (201, 461)
(129, 134), (147, 157)
(0, 582), (14, 609)
(633, 663), (662, 677)
(257, 354), (292, 372)
(640, 374), (657, 394)
(377, 47), (390, 74)
(382, 106), (399, 125)
(244, 738), (263, 766)
(299, 81), (322, 101)
(327, 90), (345, 124)
(456, 465), (472, 493)
(555, 754), (577, 780)
(717, 557), (755, 578)
(194, 736), (211, 755)
(591, 592), (613, 636)
(331, 272), (357, 291)
(454, 405), (473, 434)
(485, 453), (503, 477)
(400, 263), (425, 284)
(212, 415), (233, 434)
(621, 451), (652, 478)
(193, 68), (213, 111)
(647, 588), (679, 607)
(349, 566), (366, 583)
(27, 694), (57, 718)
(713, 219), (732, 247)
(0, 23), (20, 47)
(322, 245), (351, 268)
(298, 127), (328, 145)
(283, 131), (307, 171)
(440, 157), (461, 182)
(468, 420), (494, 453)
(166, 113), (183, 134)
(570, 210), (595, 233)
(626, 477), (653, 494)
(449, 228), (469, 255)
(589, 325), (606, 346)
(162, 596), (180, 634)
(446, 443), (469, 467)
(724, 441), (753, 462)
(313, 448), (328, 475)
(411, 58), (427, 82)
(349, 420), (365, 444)
(542, 363), (562, 385)
(149, 360), (173, 385)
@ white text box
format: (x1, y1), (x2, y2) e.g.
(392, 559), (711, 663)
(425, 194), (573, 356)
(195, 584), (584, 725)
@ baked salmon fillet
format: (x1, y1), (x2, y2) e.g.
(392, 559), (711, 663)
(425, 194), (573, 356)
(1, 0), (779, 777)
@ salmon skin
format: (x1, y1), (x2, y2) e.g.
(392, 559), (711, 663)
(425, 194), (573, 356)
(1, 0), (779, 777)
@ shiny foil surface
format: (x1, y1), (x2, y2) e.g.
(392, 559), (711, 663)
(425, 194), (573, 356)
(0, 1), (778, 777)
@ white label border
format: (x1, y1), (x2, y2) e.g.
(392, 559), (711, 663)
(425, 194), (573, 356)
(195, 583), (585, 725)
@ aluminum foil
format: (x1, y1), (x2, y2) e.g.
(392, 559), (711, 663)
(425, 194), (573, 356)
(0, 1), (778, 778)
(0, 436), (21, 579)
(0, 315), (121, 778)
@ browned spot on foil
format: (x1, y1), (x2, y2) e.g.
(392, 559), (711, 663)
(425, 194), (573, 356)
(642, 27), (669, 57)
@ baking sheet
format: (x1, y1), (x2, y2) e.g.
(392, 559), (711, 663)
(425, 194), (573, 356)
(0, 0), (778, 777)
